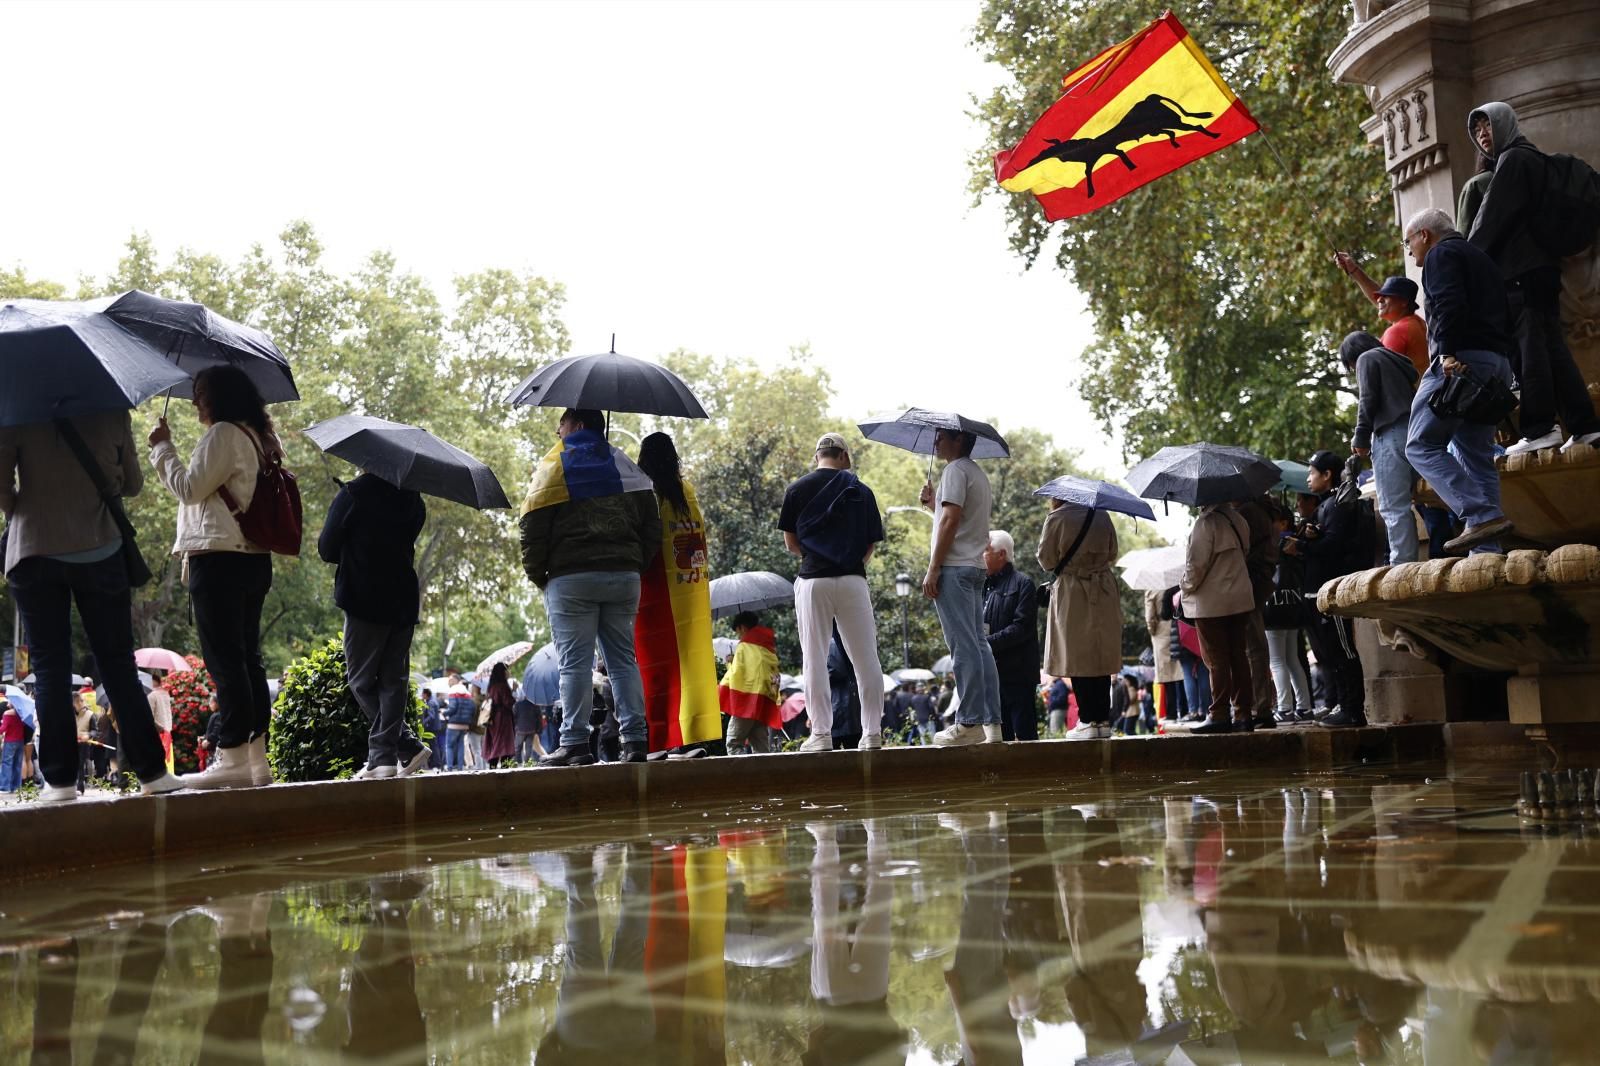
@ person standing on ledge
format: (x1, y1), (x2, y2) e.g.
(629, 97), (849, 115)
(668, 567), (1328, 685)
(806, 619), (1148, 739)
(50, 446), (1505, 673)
(1038, 499), (1119, 741)
(1332, 255), (1430, 380)
(980, 530), (1039, 741)
(778, 432), (886, 753)
(520, 408), (658, 767)
(924, 428), (1001, 747)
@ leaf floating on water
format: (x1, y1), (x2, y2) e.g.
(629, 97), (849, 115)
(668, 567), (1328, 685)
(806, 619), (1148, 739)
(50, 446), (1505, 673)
(1512, 922), (1564, 938)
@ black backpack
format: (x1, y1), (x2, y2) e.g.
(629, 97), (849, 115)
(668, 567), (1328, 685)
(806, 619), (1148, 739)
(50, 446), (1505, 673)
(1533, 151), (1600, 258)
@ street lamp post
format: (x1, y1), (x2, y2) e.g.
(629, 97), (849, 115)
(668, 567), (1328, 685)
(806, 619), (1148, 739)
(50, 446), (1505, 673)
(894, 572), (912, 669)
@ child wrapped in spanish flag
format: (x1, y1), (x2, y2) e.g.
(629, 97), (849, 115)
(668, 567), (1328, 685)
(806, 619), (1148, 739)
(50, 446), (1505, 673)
(718, 612), (784, 753)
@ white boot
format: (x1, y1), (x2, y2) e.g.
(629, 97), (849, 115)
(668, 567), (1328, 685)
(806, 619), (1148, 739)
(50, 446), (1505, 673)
(247, 735), (273, 786)
(179, 744), (254, 790)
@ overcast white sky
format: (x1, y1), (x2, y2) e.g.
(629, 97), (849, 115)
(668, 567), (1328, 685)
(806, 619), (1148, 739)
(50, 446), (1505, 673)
(6, 0), (1130, 478)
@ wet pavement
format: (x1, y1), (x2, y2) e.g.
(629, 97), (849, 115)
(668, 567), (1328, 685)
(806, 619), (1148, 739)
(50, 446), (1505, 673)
(2, 766), (1592, 1064)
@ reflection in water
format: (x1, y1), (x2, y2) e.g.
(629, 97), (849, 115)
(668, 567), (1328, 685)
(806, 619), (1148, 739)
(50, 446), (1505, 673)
(7, 773), (1600, 1064)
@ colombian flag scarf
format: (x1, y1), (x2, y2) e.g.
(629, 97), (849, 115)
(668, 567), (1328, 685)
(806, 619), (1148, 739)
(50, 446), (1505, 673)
(521, 428), (654, 515)
(718, 626), (783, 729)
(635, 479), (722, 750)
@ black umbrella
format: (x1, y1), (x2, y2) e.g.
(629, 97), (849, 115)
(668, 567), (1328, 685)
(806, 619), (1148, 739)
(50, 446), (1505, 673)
(505, 340), (707, 418)
(302, 415), (510, 509)
(101, 290), (298, 404)
(0, 299), (190, 428)
(708, 571), (795, 620)
(856, 408), (1010, 458)
(1125, 442), (1280, 506)
(1033, 475), (1156, 520)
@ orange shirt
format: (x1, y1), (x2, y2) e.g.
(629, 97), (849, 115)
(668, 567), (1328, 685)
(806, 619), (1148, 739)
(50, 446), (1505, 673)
(1381, 313), (1429, 377)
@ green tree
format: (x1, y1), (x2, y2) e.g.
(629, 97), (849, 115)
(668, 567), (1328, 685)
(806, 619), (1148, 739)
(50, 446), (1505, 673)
(971, 0), (1391, 463)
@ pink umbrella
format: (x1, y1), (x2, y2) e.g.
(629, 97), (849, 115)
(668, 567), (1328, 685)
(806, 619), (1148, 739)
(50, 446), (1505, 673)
(135, 648), (191, 673)
(780, 692), (807, 724)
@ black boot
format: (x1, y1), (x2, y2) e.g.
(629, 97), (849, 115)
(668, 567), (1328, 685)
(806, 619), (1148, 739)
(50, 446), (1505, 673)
(538, 746), (596, 767)
(1191, 716), (1233, 735)
(620, 741), (647, 763)
(1318, 708), (1368, 728)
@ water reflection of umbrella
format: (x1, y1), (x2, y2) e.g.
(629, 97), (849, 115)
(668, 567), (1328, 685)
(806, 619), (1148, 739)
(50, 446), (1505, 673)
(1126, 442), (1279, 507)
(709, 571), (795, 620)
(505, 343), (708, 418)
(1032, 475), (1156, 521)
(303, 415), (510, 509)
(135, 647), (191, 673)
(520, 644), (561, 704)
(0, 299), (190, 427)
(857, 408), (1010, 459)
(101, 289), (299, 404)
(1117, 545), (1186, 591)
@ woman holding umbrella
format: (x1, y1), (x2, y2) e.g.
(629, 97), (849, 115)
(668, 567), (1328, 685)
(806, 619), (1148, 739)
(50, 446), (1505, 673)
(633, 432), (722, 757)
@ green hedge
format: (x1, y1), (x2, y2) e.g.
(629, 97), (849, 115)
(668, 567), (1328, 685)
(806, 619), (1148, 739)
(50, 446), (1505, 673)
(268, 638), (426, 782)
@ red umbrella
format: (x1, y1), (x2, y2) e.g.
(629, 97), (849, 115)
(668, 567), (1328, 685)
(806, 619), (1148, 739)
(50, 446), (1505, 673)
(135, 648), (191, 672)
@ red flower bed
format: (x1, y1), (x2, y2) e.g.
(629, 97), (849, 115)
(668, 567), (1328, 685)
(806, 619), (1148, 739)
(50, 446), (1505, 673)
(165, 655), (214, 775)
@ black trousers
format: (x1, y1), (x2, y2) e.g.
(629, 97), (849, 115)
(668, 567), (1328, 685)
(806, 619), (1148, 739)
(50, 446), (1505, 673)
(1072, 675), (1111, 724)
(9, 553), (164, 786)
(1306, 609), (1365, 716)
(1510, 281), (1600, 440)
(999, 676), (1038, 741)
(189, 552), (273, 749)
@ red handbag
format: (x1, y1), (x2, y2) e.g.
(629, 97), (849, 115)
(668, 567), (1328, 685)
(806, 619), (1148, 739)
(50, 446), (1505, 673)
(217, 426), (303, 556)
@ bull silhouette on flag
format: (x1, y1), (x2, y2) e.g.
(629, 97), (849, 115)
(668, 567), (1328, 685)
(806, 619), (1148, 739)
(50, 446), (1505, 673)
(996, 13), (1259, 220)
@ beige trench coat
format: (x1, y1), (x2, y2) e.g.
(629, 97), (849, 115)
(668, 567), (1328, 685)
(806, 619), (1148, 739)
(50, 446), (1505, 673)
(1144, 589), (1185, 684)
(1037, 505), (1121, 677)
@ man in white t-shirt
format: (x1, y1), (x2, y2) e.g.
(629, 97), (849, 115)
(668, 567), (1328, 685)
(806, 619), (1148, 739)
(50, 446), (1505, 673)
(919, 427), (1001, 746)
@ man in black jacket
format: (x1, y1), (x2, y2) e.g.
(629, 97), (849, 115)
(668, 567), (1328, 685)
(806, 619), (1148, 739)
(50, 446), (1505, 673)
(982, 531), (1041, 741)
(318, 471), (430, 779)
(1466, 101), (1600, 456)
(1403, 207), (1516, 554)
(1282, 452), (1367, 728)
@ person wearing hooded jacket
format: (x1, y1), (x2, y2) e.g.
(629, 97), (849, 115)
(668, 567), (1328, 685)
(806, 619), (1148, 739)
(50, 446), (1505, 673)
(1341, 331), (1420, 564)
(1466, 100), (1600, 456)
(1180, 503), (1255, 734)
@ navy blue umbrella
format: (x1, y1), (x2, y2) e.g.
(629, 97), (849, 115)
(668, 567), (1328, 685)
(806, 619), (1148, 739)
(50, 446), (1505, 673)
(520, 643), (561, 705)
(102, 290), (298, 404)
(0, 299), (190, 428)
(505, 341), (707, 418)
(303, 415), (510, 509)
(1032, 475), (1156, 520)
(1125, 442), (1279, 507)
(856, 408), (1010, 458)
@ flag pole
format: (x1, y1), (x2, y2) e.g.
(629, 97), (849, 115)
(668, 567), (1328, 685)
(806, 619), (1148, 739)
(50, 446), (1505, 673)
(1255, 126), (1341, 253)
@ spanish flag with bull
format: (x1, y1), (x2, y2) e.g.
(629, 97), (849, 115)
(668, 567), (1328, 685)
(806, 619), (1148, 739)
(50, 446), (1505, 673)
(995, 12), (1259, 220)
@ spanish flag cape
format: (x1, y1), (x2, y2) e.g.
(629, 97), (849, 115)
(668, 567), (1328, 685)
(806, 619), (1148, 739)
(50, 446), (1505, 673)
(520, 428), (654, 514)
(718, 626), (783, 729)
(994, 11), (1258, 220)
(635, 479), (722, 751)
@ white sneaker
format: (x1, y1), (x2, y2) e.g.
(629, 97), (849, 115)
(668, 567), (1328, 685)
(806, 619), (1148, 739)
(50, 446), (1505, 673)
(1560, 431), (1600, 453)
(247, 735), (273, 786)
(354, 762), (397, 780)
(397, 748), (430, 778)
(798, 734), (833, 753)
(140, 773), (185, 796)
(179, 745), (254, 790)
(934, 723), (983, 747)
(38, 784), (78, 803)
(1065, 722), (1101, 741)
(1505, 428), (1563, 456)
(859, 733), (883, 750)
(982, 724), (1004, 744)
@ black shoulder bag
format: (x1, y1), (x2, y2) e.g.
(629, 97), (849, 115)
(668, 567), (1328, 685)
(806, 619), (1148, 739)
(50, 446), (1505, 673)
(55, 419), (153, 587)
(1038, 507), (1097, 609)
(1427, 364), (1519, 426)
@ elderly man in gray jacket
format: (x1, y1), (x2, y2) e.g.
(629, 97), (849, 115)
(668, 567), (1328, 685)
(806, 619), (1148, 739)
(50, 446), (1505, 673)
(1341, 331), (1420, 563)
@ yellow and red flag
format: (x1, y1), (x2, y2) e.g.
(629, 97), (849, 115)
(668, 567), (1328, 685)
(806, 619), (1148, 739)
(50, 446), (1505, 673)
(995, 12), (1258, 221)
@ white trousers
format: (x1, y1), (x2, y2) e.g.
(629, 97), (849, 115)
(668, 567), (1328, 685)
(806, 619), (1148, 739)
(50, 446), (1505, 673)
(794, 575), (884, 738)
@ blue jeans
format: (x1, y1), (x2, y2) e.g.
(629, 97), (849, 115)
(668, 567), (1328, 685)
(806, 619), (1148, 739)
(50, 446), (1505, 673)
(546, 571), (647, 749)
(1406, 350), (1511, 554)
(933, 566), (1000, 726)
(0, 741), (21, 791)
(1371, 421), (1418, 564)
(445, 728), (466, 770)
(1180, 654), (1212, 717)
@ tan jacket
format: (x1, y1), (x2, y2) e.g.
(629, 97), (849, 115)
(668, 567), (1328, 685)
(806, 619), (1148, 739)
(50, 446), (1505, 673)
(1036, 505), (1121, 677)
(1143, 589), (1184, 684)
(150, 422), (272, 557)
(1181, 506), (1254, 619)
(0, 411), (143, 575)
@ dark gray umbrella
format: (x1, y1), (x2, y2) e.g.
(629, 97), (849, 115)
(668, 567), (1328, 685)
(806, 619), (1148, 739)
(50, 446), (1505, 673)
(101, 290), (298, 404)
(1033, 475), (1156, 520)
(856, 408), (1010, 458)
(303, 415), (510, 509)
(709, 571), (795, 620)
(0, 299), (190, 427)
(1125, 442), (1280, 506)
(505, 342), (707, 418)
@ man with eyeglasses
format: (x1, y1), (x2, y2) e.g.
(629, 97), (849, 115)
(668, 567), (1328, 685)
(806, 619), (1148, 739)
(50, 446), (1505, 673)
(1400, 208), (1516, 555)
